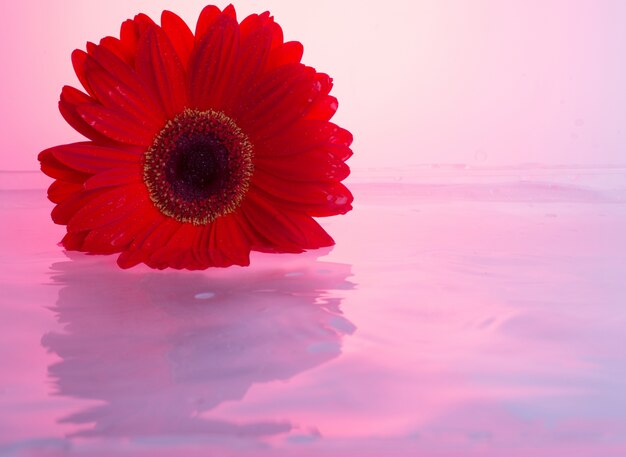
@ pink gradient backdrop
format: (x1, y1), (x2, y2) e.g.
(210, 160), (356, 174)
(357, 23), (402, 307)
(1, 0), (626, 172)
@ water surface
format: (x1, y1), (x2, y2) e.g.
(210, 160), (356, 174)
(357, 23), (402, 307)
(1, 168), (625, 456)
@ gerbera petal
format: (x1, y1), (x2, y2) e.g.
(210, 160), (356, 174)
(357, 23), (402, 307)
(39, 147), (90, 183)
(83, 208), (155, 255)
(266, 41), (303, 69)
(213, 213), (252, 266)
(134, 215), (175, 255)
(133, 13), (159, 33)
(51, 192), (97, 226)
(241, 194), (334, 251)
(47, 181), (83, 204)
(188, 12), (240, 110)
(190, 224), (212, 268)
(315, 72), (334, 94)
(255, 120), (353, 158)
(234, 64), (323, 139)
(87, 59), (165, 131)
(98, 36), (129, 64)
(116, 208), (166, 268)
(118, 19), (140, 65)
(222, 4), (237, 19)
(136, 25), (188, 118)
(265, 14), (284, 50)
(205, 222), (232, 267)
(86, 45), (166, 127)
(161, 10), (194, 67)
(77, 103), (155, 146)
(83, 166), (142, 190)
(305, 95), (338, 122)
(147, 222), (197, 269)
(220, 15), (274, 111)
(199, 222), (242, 268)
(59, 86), (117, 145)
(255, 147), (350, 182)
(67, 184), (147, 232)
(238, 12), (262, 37)
(49, 142), (140, 174)
(61, 231), (89, 251)
(71, 50), (94, 97)
(239, 206), (301, 253)
(116, 250), (144, 269)
(81, 230), (121, 255)
(251, 169), (353, 216)
(303, 74), (336, 121)
(174, 225), (207, 270)
(195, 5), (221, 38)
(132, 217), (181, 269)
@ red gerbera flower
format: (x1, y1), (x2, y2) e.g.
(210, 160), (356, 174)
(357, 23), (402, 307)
(38, 4), (353, 270)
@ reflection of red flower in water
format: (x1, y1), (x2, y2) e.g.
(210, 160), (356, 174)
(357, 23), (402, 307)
(38, 4), (353, 270)
(42, 254), (355, 438)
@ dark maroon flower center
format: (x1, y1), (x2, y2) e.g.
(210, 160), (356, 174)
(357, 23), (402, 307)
(165, 135), (229, 201)
(143, 109), (254, 225)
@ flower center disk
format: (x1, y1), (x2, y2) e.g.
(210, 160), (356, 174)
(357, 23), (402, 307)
(143, 109), (254, 225)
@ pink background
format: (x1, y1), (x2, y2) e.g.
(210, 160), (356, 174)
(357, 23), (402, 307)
(1, 0), (626, 172)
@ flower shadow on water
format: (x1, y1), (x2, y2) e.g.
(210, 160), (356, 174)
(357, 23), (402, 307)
(41, 251), (355, 440)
